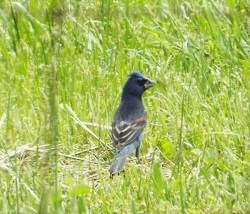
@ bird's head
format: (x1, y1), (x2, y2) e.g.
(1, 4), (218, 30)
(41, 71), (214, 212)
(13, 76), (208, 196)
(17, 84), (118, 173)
(122, 71), (154, 99)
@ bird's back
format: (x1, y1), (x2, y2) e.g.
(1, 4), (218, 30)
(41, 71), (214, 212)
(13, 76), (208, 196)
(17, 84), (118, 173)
(114, 98), (145, 122)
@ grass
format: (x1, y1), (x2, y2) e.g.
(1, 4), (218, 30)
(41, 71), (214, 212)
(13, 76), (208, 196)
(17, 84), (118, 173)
(0, 0), (249, 213)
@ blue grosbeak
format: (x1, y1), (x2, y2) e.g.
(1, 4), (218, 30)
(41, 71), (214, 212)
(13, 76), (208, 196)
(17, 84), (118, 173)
(109, 72), (154, 177)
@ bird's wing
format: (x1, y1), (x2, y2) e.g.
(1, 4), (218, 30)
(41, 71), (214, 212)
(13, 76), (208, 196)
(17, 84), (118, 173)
(112, 115), (147, 152)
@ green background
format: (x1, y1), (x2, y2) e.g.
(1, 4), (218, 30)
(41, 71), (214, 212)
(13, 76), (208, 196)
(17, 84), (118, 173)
(0, 0), (249, 213)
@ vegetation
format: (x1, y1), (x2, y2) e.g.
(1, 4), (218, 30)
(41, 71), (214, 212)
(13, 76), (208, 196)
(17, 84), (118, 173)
(0, 0), (249, 213)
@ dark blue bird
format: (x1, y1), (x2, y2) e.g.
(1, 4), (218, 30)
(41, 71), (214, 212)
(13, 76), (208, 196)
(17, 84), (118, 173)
(109, 72), (154, 177)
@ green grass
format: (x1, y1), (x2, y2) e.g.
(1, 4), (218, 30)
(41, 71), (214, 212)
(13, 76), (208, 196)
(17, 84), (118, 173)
(0, 0), (249, 213)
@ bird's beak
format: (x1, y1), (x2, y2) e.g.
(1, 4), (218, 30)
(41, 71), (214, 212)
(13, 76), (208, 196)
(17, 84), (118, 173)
(144, 78), (155, 89)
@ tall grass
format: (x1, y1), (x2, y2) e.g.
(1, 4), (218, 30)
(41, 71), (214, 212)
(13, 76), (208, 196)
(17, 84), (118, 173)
(0, 0), (249, 213)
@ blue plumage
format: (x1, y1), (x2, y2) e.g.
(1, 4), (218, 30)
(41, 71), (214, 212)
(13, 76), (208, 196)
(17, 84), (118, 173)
(109, 71), (154, 177)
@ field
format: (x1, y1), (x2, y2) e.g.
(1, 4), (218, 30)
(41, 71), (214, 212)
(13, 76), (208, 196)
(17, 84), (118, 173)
(0, 0), (249, 213)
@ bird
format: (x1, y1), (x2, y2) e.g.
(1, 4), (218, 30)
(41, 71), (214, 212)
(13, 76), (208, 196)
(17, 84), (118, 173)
(109, 71), (154, 177)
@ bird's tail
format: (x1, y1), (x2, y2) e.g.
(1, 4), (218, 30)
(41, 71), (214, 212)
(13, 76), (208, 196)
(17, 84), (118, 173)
(109, 154), (127, 177)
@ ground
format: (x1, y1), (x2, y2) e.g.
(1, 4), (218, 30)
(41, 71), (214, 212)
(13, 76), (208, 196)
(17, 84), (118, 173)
(0, 0), (249, 213)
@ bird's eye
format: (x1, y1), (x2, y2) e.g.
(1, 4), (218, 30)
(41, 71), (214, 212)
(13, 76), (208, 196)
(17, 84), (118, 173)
(137, 78), (147, 86)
